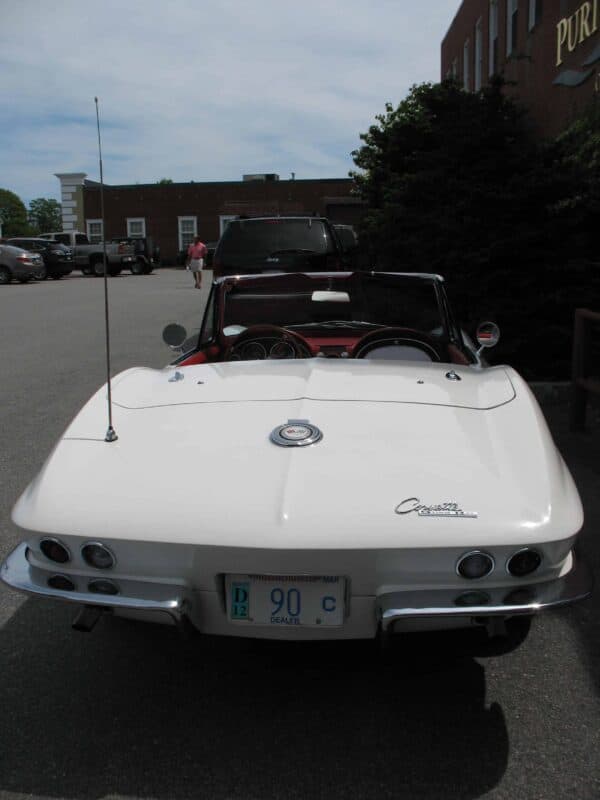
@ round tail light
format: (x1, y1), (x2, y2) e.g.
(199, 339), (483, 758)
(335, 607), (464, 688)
(507, 548), (541, 577)
(47, 575), (75, 591)
(81, 542), (115, 570)
(40, 538), (70, 564)
(457, 551), (494, 580)
(88, 579), (119, 595)
(455, 590), (490, 607)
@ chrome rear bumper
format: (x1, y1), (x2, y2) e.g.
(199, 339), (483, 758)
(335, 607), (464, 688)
(376, 553), (592, 632)
(1, 543), (185, 622)
(1, 543), (592, 636)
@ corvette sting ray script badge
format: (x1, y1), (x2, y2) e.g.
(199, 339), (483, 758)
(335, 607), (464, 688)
(395, 498), (478, 518)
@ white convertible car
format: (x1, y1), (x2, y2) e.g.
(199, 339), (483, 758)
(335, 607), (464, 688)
(1, 271), (592, 644)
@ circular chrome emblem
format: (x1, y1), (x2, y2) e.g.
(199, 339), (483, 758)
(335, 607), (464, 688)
(270, 421), (323, 447)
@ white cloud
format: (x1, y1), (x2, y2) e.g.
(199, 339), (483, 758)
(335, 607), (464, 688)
(0, 0), (459, 204)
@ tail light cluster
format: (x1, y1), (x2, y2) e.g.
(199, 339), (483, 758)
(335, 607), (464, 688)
(456, 547), (543, 580)
(39, 537), (119, 596)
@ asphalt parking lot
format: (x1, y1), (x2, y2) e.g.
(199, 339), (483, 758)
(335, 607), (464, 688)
(0, 269), (599, 800)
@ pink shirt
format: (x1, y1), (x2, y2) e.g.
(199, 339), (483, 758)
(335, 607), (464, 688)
(187, 241), (207, 260)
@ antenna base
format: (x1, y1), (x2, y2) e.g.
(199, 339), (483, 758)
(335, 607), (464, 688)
(105, 427), (118, 443)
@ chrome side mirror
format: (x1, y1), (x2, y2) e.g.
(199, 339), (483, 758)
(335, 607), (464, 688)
(475, 321), (500, 356)
(162, 323), (187, 350)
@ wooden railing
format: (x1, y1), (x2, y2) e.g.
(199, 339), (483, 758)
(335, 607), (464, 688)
(571, 308), (600, 431)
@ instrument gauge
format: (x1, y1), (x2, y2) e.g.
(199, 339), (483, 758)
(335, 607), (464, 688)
(239, 341), (267, 361)
(269, 341), (296, 359)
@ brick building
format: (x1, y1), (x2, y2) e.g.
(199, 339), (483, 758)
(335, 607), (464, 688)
(441, 0), (599, 137)
(55, 172), (362, 262)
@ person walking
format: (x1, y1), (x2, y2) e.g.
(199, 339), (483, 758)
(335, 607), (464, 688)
(186, 236), (207, 289)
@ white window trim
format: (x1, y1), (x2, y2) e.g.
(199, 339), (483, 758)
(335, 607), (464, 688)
(475, 18), (483, 90)
(463, 38), (470, 90)
(127, 217), (146, 238)
(178, 216), (197, 250)
(219, 214), (237, 235)
(489, 0), (498, 76)
(528, 0), (536, 31)
(506, 0), (518, 57)
(86, 218), (103, 242)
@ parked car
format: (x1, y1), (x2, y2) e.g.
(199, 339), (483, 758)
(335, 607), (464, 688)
(6, 237), (73, 280)
(212, 216), (346, 277)
(1, 271), (591, 647)
(0, 244), (43, 284)
(109, 237), (160, 275)
(39, 231), (135, 276)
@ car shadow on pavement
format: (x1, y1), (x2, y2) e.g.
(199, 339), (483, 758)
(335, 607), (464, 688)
(0, 599), (508, 800)
(543, 403), (600, 697)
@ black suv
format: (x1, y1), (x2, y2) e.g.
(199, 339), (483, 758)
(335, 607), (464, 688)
(212, 216), (346, 278)
(110, 236), (160, 274)
(6, 237), (73, 280)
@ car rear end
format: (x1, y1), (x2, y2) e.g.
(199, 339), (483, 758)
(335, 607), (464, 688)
(212, 217), (344, 277)
(0, 245), (41, 284)
(45, 242), (73, 277)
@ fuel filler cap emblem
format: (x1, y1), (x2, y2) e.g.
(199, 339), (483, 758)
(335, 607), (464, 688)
(270, 420), (323, 447)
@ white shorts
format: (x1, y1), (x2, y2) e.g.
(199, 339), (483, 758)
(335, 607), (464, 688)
(189, 258), (204, 272)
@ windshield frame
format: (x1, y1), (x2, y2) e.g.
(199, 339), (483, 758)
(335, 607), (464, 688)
(176, 271), (468, 365)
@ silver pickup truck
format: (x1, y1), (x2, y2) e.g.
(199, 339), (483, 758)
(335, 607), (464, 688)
(40, 231), (136, 277)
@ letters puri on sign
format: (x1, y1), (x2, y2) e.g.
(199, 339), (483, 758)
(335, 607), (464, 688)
(556, 0), (599, 66)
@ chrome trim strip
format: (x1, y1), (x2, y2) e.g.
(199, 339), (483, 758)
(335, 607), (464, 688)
(1, 543), (184, 619)
(377, 554), (592, 632)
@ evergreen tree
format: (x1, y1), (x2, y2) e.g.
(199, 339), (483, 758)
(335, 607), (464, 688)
(0, 188), (29, 237)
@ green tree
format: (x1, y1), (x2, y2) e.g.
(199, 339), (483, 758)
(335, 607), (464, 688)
(157, 178), (173, 184)
(28, 198), (62, 233)
(0, 188), (29, 237)
(351, 78), (555, 274)
(351, 79), (597, 379)
(551, 101), (600, 262)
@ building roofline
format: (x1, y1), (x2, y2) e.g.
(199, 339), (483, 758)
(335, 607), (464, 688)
(441, 0), (466, 48)
(84, 177), (353, 190)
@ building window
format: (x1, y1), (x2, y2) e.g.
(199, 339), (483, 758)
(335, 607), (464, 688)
(463, 38), (471, 90)
(451, 57), (459, 79)
(528, 0), (541, 30)
(475, 18), (484, 90)
(489, 0), (499, 75)
(178, 216), (197, 251)
(127, 217), (146, 238)
(506, 0), (519, 56)
(86, 219), (103, 243)
(219, 215), (237, 235)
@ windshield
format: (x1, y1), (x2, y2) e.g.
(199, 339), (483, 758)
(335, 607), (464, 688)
(218, 219), (334, 259)
(221, 273), (447, 336)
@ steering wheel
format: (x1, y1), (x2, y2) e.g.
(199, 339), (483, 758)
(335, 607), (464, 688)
(226, 325), (312, 361)
(352, 327), (441, 361)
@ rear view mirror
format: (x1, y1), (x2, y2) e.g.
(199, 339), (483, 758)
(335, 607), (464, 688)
(162, 323), (187, 349)
(475, 321), (500, 355)
(311, 291), (350, 303)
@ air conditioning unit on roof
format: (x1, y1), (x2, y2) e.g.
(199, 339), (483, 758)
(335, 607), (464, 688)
(242, 174), (280, 182)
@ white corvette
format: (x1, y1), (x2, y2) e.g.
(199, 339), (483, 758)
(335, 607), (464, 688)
(1, 272), (591, 645)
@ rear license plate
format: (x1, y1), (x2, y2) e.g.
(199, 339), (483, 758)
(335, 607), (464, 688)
(225, 574), (345, 627)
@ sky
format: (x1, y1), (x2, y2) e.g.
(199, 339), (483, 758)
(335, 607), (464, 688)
(0, 0), (459, 206)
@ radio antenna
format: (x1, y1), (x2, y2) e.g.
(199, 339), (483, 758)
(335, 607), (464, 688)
(95, 96), (118, 443)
